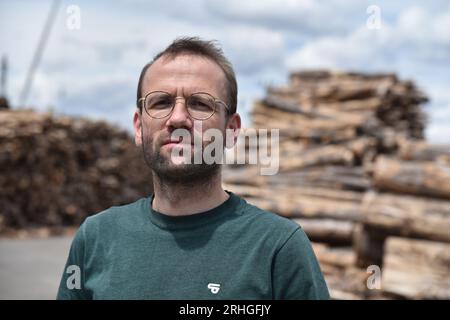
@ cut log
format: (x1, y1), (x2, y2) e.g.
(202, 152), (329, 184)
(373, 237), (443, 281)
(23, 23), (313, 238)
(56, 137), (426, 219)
(361, 191), (450, 242)
(224, 165), (371, 192)
(223, 183), (364, 203)
(310, 243), (369, 299)
(261, 96), (317, 116)
(311, 243), (356, 269)
(316, 97), (383, 112)
(294, 218), (355, 245)
(372, 156), (450, 199)
(224, 182), (363, 222)
(280, 144), (354, 171)
(260, 166), (370, 191)
(382, 237), (450, 299)
(324, 267), (370, 300)
(345, 137), (378, 160)
(398, 139), (450, 163)
(242, 195), (362, 221)
(222, 166), (264, 186)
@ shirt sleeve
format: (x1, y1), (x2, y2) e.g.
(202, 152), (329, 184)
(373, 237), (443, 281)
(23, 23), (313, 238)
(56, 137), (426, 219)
(272, 227), (330, 300)
(56, 221), (91, 300)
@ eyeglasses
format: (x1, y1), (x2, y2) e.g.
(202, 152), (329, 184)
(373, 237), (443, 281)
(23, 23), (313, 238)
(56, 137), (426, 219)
(138, 91), (231, 120)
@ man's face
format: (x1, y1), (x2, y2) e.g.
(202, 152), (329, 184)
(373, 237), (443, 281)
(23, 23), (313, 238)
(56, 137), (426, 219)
(133, 54), (240, 182)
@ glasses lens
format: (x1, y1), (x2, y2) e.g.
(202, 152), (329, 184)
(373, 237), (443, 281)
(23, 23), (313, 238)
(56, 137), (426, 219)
(145, 92), (174, 118)
(187, 93), (215, 120)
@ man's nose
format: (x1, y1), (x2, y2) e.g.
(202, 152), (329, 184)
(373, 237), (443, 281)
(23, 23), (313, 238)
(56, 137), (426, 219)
(166, 98), (192, 129)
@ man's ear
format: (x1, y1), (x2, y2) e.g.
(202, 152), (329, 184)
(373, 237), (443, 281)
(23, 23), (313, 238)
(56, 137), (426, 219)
(133, 110), (143, 146)
(226, 112), (241, 147)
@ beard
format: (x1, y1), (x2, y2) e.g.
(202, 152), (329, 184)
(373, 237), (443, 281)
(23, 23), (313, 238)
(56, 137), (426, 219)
(141, 128), (221, 186)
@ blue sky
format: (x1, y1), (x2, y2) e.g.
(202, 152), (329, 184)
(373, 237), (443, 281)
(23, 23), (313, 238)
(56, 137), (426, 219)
(1, 0), (449, 143)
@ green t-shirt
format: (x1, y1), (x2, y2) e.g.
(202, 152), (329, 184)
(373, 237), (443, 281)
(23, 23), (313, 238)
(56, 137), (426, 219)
(57, 191), (329, 300)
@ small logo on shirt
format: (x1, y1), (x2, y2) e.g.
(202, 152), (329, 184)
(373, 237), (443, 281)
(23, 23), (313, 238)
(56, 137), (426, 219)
(207, 283), (220, 294)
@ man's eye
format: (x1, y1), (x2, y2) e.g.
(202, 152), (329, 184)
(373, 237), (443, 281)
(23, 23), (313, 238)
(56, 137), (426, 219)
(189, 99), (213, 111)
(150, 99), (172, 109)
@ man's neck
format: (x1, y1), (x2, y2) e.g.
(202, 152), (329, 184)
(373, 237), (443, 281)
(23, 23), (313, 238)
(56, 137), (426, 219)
(151, 170), (229, 216)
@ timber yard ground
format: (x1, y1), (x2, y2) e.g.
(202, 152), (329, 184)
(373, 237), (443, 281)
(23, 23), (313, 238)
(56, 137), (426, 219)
(0, 236), (73, 299)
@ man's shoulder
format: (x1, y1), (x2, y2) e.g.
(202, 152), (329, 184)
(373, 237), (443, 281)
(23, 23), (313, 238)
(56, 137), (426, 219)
(82, 197), (148, 232)
(236, 196), (300, 238)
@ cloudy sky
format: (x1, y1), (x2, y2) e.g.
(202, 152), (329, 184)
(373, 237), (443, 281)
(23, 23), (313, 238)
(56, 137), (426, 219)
(1, 0), (449, 143)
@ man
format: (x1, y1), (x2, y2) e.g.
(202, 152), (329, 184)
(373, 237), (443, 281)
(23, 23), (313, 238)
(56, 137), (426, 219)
(57, 37), (329, 300)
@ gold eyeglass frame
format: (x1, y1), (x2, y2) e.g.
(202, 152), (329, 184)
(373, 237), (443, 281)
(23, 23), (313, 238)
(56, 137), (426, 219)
(138, 91), (231, 120)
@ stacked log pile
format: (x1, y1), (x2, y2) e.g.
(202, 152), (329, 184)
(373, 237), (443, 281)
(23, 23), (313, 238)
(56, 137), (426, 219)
(223, 70), (450, 299)
(0, 109), (152, 234)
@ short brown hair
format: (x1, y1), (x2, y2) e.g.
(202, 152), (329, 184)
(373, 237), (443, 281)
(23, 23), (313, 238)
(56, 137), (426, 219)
(136, 37), (238, 114)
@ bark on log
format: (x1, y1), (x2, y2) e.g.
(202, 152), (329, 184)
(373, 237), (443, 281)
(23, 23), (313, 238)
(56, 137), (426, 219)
(242, 195), (362, 221)
(361, 191), (450, 242)
(275, 166), (370, 191)
(398, 139), (450, 163)
(223, 183), (364, 203)
(372, 156), (450, 199)
(224, 165), (370, 192)
(312, 243), (356, 269)
(382, 237), (450, 299)
(294, 218), (355, 245)
(280, 144), (355, 171)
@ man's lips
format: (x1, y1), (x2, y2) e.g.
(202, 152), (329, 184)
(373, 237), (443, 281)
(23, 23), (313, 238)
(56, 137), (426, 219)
(162, 139), (181, 145)
(161, 139), (195, 147)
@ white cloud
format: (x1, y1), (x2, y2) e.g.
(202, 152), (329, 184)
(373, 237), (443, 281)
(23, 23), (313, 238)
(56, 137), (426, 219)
(286, 26), (395, 71)
(220, 26), (285, 75)
(206, 0), (363, 36)
(426, 123), (450, 144)
(286, 4), (450, 70)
